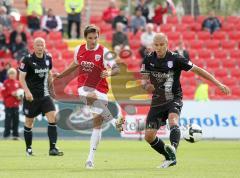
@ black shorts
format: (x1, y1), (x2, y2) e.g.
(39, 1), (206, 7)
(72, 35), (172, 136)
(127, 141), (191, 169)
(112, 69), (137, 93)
(23, 96), (56, 118)
(145, 99), (183, 130)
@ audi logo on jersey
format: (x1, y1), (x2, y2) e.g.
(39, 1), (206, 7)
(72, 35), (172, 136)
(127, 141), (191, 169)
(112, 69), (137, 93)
(80, 61), (95, 72)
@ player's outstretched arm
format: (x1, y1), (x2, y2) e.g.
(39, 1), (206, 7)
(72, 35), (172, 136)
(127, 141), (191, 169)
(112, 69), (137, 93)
(190, 65), (231, 95)
(19, 71), (33, 101)
(55, 61), (78, 79)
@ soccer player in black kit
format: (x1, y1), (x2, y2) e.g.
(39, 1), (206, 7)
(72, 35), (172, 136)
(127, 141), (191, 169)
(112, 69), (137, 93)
(19, 37), (63, 156)
(141, 33), (230, 168)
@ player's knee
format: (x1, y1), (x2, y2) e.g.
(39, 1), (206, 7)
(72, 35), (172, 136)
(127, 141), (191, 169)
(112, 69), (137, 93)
(145, 132), (155, 143)
(168, 113), (179, 127)
(169, 118), (179, 127)
(86, 93), (97, 105)
(25, 118), (34, 128)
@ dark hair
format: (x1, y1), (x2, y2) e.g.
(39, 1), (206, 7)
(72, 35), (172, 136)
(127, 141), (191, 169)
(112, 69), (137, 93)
(84, 25), (100, 38)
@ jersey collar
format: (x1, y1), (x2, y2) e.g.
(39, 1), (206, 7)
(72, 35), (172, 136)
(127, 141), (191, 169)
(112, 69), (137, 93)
(85, 44), (99, 51)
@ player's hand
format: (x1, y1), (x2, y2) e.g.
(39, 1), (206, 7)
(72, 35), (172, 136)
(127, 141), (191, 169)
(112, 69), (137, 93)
(52, 73), (60, 79)
(143, 83), (155, 93)
(101, 70), (111, 78)
(217, 83), (231, 95)
(25, 91), (33, 102)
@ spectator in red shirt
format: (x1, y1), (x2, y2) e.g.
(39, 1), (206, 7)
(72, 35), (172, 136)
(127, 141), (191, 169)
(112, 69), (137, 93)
(152, 3), (168, 25)
(102, 0), (120, 24)
(1, 68), (22, 140)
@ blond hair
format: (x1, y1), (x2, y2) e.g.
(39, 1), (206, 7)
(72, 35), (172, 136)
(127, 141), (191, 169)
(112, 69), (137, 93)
(7, 68), (17, 76)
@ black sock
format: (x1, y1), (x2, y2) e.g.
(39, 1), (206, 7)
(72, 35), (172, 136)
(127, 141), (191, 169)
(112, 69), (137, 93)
(24, 126), (32, 150)
(48, 123), (57, 149)
(150, 137), (169, 160)
(170, 125), (181, 149)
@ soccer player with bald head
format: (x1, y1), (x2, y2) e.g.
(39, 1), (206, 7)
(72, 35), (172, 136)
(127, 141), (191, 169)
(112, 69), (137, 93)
(19, 37), (63, 156)
(141, 33), (230, 168)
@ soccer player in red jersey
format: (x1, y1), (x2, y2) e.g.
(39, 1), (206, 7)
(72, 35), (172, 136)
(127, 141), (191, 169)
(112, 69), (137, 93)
(56, 25), (122, 168)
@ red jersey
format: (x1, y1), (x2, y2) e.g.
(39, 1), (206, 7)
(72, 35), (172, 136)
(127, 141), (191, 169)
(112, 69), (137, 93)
(74, 44), (116, 94)
(1, 79), (21, 108)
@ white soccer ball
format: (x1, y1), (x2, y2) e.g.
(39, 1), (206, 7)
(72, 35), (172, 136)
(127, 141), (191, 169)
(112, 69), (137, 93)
(183, 124), (203, 143)
(16, 88), (24, 100)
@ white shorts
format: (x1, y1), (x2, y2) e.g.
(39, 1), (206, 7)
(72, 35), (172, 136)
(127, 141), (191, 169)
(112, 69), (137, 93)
(78, 86), (108, 114)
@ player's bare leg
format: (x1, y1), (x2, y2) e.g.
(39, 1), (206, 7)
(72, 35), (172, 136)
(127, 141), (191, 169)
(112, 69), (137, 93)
(24, 117), (34, 156)
(45, 111), (63, 156)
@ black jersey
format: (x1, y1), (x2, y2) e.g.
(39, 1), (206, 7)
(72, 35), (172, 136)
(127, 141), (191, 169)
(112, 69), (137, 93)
(141, 50), (193, 105)
(19, 53), (53, 99)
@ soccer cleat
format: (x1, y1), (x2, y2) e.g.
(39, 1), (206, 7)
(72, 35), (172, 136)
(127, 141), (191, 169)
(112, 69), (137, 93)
(164, 144), (176, 161)
(49, 148), (64, 156)
(85, 161), (94, 169)
(26, 148), (34, 156)
(159, 160), (177, 168)
(115, 117), (124, 132)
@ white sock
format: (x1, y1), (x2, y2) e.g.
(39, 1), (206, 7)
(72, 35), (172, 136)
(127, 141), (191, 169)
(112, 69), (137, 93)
(92, 100), (113, 121)
(87, 128), (102, 163)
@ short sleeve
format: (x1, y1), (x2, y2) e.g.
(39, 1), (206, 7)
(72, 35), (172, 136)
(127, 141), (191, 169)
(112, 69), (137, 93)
(103, 47), (116, 68)
(74, 45), (81, 64)
(140, 56), (151, 74)
(175, 54), (193, 71)
(18, 56), (29, 73)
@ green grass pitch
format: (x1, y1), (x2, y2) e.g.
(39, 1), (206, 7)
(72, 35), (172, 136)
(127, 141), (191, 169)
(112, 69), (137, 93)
(0, 140), (240, 178)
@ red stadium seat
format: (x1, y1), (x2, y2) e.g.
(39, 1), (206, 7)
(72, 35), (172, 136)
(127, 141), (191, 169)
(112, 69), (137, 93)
(55, 41), (68, 50)
(221, 23), (235, 32)
(175, 24), (188, 32)
(230, 68), (240, 78)
(99, 23), (112, 34)
(197, 49), (212, 59)
(130, 40), (141, 50)
(182, 31), (196, 41)
(166, 32), (180, 41)
(105, 32), (112, 42)
(197, 31), (211, 40)
(166, 16), (179, 24)
(33, 31), (47, 39)
(90, 15), (102, 24)
(206, 60), (220, 69)
(193, 60), (205, 68)
(213, 68), (229, 78)
(229, 50), (240, 58)
(212, 31), (226, 41)
(223, 59), (237, 68)
(188, 49), (198, 59)
(213, 49), (228, 59)
(228, 31), (240, 41)
(48, 31), (62, 40)
(190, 22), (202, 32)
(196, 15), (207, 24)
(48, 50), (59, 59)
(181, 71), (195, 78)
(181, 16), (195, 24)
(220, 40), (236, 50)
(221, 76), (238, 86)
(205, 40), (220, 50)
(225, 16), (240, 24)
(160, 24), (173, 33)
(188, 40), (203, 50)
(61, 50), (74, 60)
(182, 85), (195, 99)
(232, 86), (240, 97)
